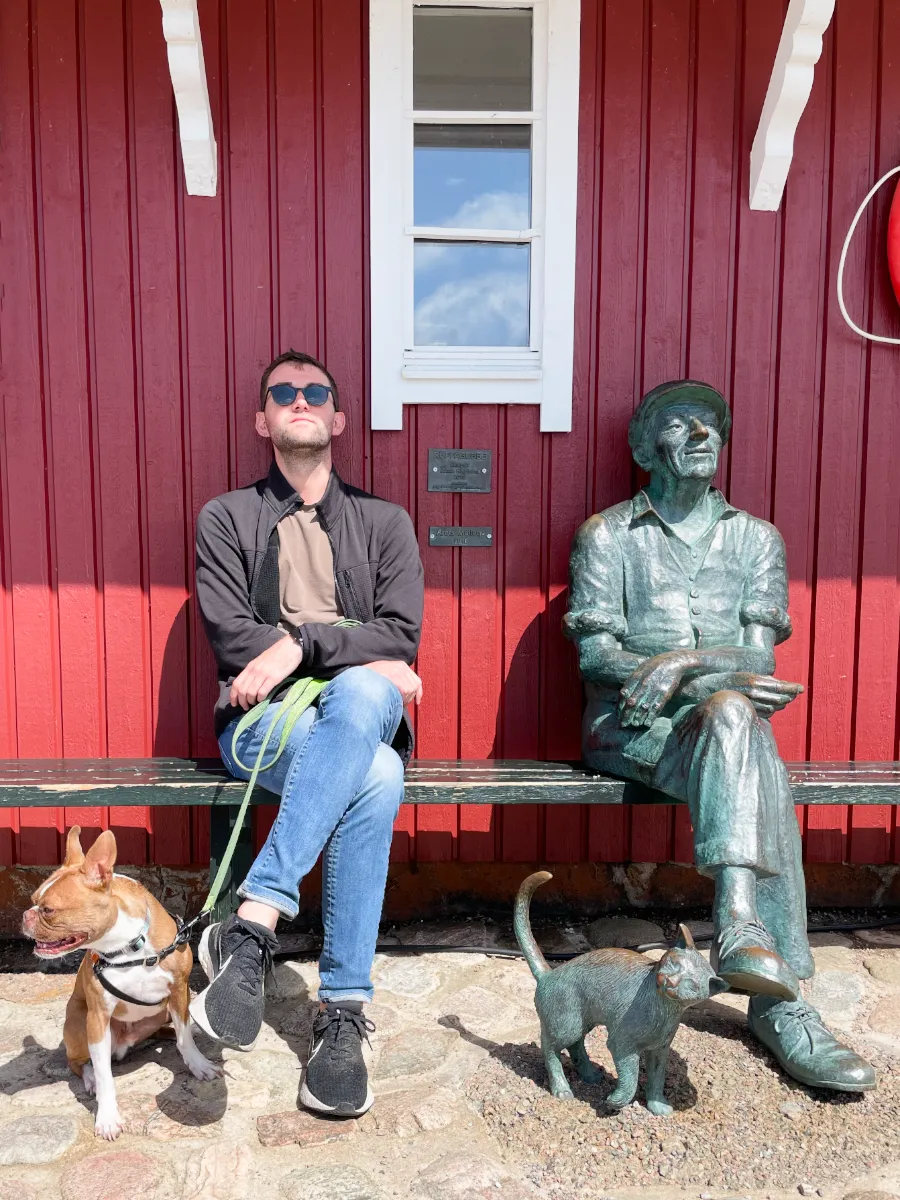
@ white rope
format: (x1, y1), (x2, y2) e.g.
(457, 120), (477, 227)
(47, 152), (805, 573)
(836, 164), (900, 345)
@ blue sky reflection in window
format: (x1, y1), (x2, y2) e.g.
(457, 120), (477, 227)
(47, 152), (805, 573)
(412, 7), (533, 349)
(414, 126), (531, 347)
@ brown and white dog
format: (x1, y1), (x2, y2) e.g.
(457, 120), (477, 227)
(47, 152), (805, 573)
(21, 826), (220, 1140)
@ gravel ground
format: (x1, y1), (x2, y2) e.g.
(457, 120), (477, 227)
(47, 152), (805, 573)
(466, 996), (900, 1197)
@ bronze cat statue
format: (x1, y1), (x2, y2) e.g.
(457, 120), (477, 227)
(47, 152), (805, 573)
(515, 871), (729, 1114)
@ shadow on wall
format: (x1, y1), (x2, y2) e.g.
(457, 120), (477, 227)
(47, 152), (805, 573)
(488, 589), (581, 762)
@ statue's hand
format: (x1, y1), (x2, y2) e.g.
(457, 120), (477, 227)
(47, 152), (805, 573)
(722, 673), (803, 717)
(619, 654), (690, 726)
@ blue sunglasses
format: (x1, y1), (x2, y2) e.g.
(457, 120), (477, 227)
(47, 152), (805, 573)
(267, 382), (335, 407)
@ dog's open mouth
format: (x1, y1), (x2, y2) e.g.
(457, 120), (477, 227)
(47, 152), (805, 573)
(33, 933), (87, 957)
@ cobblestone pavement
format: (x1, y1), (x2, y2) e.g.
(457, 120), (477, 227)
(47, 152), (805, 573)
(0, 922), (897, 1200)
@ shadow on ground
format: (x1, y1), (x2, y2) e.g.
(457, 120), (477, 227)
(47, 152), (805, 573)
(0, 1031), (229, 1127)
(438, 1013), (700, 1115)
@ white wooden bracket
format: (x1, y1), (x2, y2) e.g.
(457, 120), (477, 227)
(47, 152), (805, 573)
(749, 0), (835, 212)
(159, 0), (217, 197)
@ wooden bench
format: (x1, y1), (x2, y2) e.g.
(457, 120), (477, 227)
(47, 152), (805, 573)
(3, 758), (899, 921)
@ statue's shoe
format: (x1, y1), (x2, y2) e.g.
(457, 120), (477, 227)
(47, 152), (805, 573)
(711, 918), (800, 1001)
(748, 996), (876, 1093)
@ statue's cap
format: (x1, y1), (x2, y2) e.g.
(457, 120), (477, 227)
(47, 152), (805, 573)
(628, 380), (732, 452)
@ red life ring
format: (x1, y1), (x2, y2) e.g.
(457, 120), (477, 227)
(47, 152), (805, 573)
(838, 165), (900, 343)
(888, 177), (900, 308)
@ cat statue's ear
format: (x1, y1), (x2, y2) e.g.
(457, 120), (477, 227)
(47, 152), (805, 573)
(673, 923), (695, 951)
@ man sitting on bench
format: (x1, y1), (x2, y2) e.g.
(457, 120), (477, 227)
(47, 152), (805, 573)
(565, 380), (874, 1093)
(191, 350), (424, 1118)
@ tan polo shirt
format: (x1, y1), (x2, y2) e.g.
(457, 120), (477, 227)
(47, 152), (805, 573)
(277, 504), (343, 631)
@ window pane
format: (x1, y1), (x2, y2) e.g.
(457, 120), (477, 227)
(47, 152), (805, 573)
(413, 7), (532, 111)
(414, 241), (530, 346)
(414, 125), (531, 228)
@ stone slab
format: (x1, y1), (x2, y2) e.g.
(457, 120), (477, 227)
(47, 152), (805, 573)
(533, 926), (592, 955)
(585, 917), (665, 949)
(364, 1085), (460, 1137)
(257, 1109), (356, 1148)
(863, 955), (900, 987)
(392, 921), (496, 949)
(435, 984), (528, 1041)
(856, 930), (900, 949)
(372, 956), (442, 998)
(374, 1027), (457, 1080)
(811, 946), (860, 973)
(0, 1113), (78, 1164)
(868, 998), (900, 1037)
(60, 1150), (175, 1200)
(280, 1165), (384, 1200)
(0, 974), (74, 1004)
(181, 1142), (254, 1200)
(412, 1151), (537, 1199)
(803, 970), (866, 1027)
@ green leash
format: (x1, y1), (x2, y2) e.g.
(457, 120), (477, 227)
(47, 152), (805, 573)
(145, 622), (360, 958)
(202, 617), (361, 919)
(202, 674), (327, 916)
(123, 678), (327, 961)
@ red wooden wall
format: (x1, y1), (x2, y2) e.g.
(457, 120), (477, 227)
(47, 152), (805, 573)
(1, 0), (899, 870)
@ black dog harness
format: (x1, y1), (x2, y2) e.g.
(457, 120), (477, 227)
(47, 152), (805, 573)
(90, 909), (199, 1007)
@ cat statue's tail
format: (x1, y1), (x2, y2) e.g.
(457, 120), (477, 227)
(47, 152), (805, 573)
(514, 871), (553, 978)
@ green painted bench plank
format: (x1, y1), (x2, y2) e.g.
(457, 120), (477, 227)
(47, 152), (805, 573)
(1, 758), (899, 807)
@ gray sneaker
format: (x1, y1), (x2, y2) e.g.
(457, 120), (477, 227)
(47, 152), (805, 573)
(299, 1002), (375, 1116)
(189, 915), (277, 1051)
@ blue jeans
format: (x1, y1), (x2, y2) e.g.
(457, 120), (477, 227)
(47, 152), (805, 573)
(218, 666), (405, 1002)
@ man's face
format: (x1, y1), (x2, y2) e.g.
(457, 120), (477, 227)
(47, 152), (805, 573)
(645, 401), (722, 482)
(255, 361), (346, 454)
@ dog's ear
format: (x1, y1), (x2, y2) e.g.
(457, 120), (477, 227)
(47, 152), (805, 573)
(673, 923), (695, 951)
(64, 826), (85, 867)
(82, 830), (117, 888)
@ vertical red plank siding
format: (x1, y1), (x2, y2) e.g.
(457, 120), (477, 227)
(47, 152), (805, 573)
(414, 409), (461, 862)
(457, 407), (502, 860)
(129, 0), (192, 865)
(1, 0), (898, 872)
(83, 0), (153, 863)
(806, 2), (878, 865)
(851, 0), (900, 866)
(768, 0), (830, 861)
(499, 410), (545, 864)
(182, 0), (229, 869)
(0, 0), (57, 866)
(36, 0), (100, 778)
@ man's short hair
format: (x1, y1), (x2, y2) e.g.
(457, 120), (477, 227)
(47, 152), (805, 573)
(259, 349), (340, 411)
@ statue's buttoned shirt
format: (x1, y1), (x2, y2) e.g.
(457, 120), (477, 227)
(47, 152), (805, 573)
(564, 488), (791, 657)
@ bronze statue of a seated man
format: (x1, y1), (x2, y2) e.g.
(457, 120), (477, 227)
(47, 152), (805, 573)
(564, 379), (874, 1093)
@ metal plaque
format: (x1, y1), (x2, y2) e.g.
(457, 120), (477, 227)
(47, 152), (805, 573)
(429, 526), (493, 548)
(427, 448), (492, 493)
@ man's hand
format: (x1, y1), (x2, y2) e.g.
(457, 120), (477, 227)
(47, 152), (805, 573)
(229, 636), (303, 711)
(619, 653), (691, 727)
(363, 660), (424, 706)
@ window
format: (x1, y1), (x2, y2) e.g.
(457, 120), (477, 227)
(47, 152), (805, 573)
(369, 0), (581, 431)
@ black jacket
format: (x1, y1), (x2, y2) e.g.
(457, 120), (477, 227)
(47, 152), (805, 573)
(195, 463), (424, 761)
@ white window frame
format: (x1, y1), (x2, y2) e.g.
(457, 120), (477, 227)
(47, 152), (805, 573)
(369, 0), (581, 432)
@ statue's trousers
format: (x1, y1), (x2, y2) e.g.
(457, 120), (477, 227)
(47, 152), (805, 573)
(583, 689), (813, 980)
